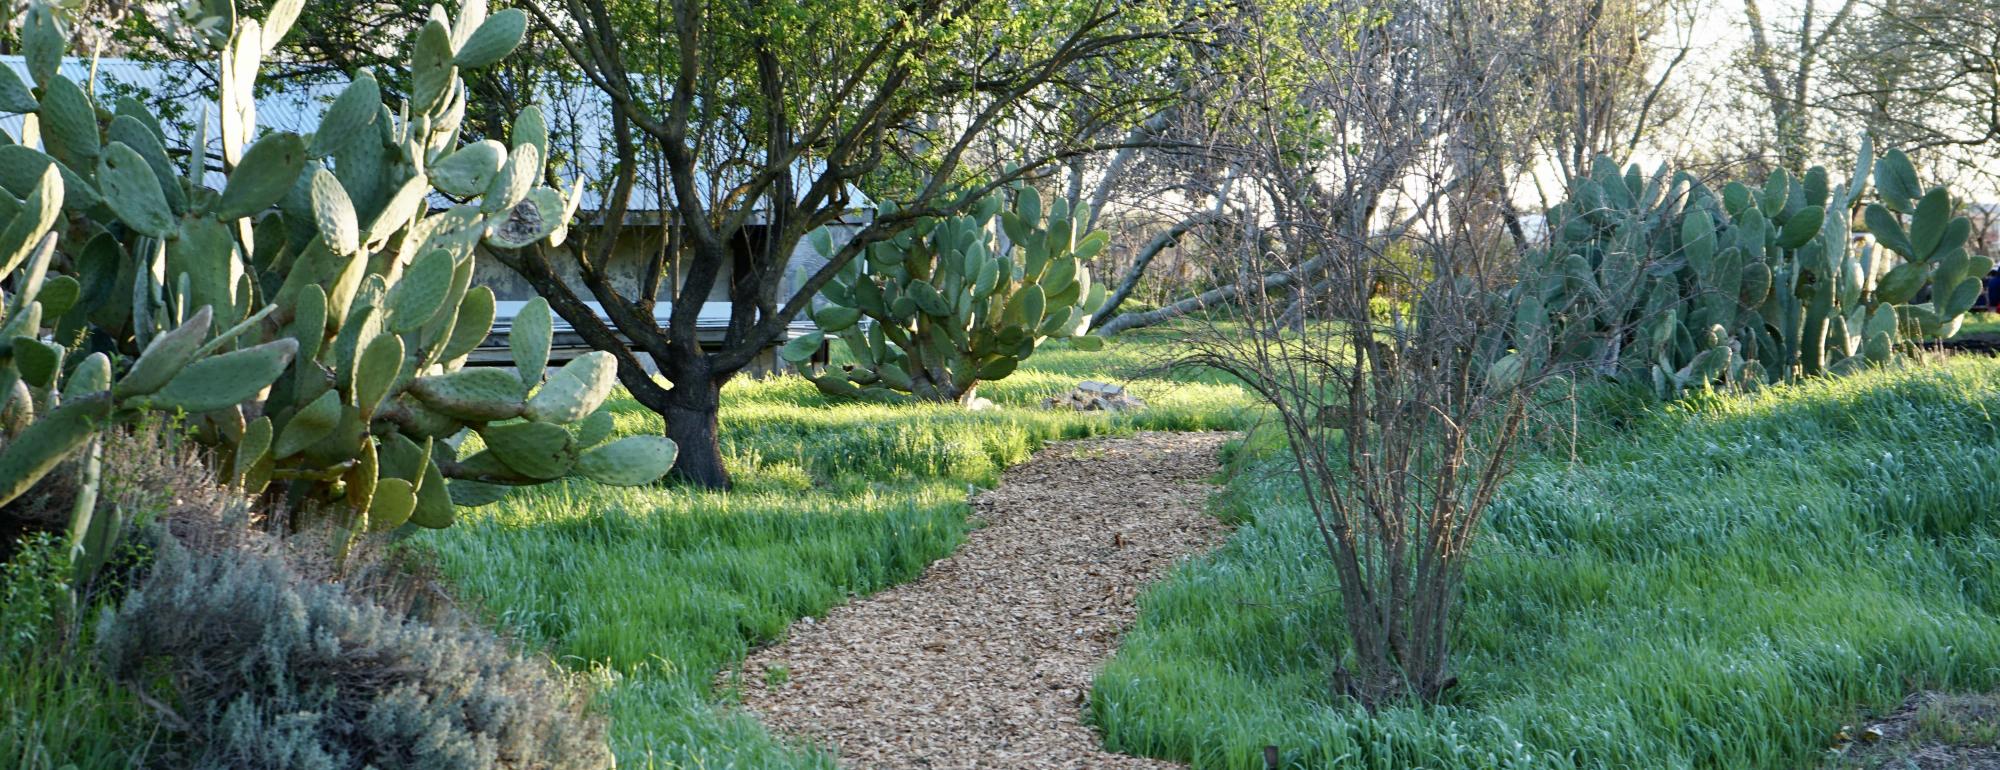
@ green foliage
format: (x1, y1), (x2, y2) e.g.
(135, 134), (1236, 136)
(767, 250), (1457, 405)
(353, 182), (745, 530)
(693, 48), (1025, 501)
(425, 329), (1254, 767)
(788, 187), (1110, 403)
(97, 536), (612, 770)
(0, 0), (670, 537)
(1523, 141), (1985, 398)
(1094, 359), (2000, 768)
(0, 533), (151, 770)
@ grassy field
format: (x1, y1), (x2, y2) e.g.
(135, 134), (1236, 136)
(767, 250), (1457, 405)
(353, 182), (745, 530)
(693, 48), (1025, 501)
(421, 328), (1256, 768)
(1952, 311), (2000, 338)
(1093, 358), (2000, 769)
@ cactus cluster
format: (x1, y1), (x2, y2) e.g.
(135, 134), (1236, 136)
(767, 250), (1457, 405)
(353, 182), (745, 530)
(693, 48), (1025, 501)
(1515, 140), (1985, 398)
(782, 187), (1108, 404)
(0, 0), (675, 535)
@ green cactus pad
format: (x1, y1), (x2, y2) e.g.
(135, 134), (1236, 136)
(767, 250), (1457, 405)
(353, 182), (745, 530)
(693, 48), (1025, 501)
(114, 306), (214, 399)
(62, 353), (112, 399)
(446, 479), (511, 507)
(12, 336), (60, 389)
(0, 65), (36, 114)
(0, 395), (109, 509)
(216, 132), (308, 220)
(409, 455), (454, 527)
(568, 408), (616, 449)
(275, 389), (342, 459)
(310, 74), (381, 158)
(0, 146), (97, 211)
(410, 18), (456, 112)
(441, 285), (497, 362)
(480, 420), (577, 480)
(367, 477), (417, 531)
(309, 169), (360, 256)
(429, 140), (507, 197)
(524, 351), (618, 423)
(453, 9), (527, 68)
(37, 76), (99, 170)
(386, 248), (456, 333)
(353, 333), (403, 419)
(146, 338), (297, 414)
(97, 143), (176, 238)
(511, 296), (553, 384)
(482, 143), (542, 215)
(407, 367), (526, 421)
(576, 435), (677, 486)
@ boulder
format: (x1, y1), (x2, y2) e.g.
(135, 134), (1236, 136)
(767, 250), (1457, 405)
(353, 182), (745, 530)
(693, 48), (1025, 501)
(1042, 381), (1146, 412)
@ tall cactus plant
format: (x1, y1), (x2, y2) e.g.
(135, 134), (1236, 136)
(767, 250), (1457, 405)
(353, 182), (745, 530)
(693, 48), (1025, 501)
(0, 0), (675, 532)
(782, 188), (1109, 404)
(1519, 140), (1985, 398)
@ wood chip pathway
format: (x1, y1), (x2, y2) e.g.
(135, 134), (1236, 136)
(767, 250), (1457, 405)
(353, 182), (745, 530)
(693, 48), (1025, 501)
(731, 431), (1233, 769)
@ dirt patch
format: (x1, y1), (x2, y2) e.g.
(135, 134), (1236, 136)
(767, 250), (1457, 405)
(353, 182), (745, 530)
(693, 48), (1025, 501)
(1834, 691), (2000, 769)
(730, 431), (1233, 769)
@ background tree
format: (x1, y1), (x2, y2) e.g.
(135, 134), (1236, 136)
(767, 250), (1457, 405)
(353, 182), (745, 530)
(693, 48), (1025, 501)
(502, 0), (1196, 487)
(1738, 0), (1862, 172)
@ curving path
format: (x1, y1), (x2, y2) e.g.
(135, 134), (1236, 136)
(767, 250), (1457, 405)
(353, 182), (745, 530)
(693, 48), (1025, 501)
(731, 431), (1233, 769)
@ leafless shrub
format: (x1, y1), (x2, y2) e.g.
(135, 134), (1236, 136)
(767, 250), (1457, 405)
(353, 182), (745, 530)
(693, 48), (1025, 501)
(1168, 0), (1576, 707)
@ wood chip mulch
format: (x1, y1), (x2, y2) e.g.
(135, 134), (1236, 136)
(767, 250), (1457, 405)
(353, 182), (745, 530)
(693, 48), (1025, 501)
(729, 430), (1234, 769)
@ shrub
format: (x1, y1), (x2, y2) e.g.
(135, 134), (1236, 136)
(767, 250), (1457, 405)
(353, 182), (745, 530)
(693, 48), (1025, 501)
(97, 537), (611, 770)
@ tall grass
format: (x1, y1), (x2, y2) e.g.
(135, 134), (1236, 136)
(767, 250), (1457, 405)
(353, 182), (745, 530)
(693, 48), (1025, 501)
(422, 329), (1255, 768)
(1, 534), (152, 770)
(1093, 358), (2000, 769)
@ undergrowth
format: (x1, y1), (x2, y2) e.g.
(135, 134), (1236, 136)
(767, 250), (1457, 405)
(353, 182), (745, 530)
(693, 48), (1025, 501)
(1094, 357), (2000, 769)
(422, 328), (1255, 768)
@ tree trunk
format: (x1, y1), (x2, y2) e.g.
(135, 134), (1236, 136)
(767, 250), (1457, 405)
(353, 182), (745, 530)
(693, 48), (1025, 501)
(657, 356), (732, 489)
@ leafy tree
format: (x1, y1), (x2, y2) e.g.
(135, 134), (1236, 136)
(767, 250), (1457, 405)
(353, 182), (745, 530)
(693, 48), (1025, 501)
(500, 0), (1197, 487)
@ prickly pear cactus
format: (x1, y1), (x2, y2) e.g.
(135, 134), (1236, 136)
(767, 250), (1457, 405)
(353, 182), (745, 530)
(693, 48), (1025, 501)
(783, 187), (1109, 404)
(1520, 139), (1984, 398)
(0, 172), (294, 580)
(0, 0), (674, 533)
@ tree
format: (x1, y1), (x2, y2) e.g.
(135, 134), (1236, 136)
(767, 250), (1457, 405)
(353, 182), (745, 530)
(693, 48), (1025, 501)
(1817, 0), (2000, 191)
(1173, 0), (1565, 706)
(501, 0), (1195, 487)
(1740, 0), (1862, 171)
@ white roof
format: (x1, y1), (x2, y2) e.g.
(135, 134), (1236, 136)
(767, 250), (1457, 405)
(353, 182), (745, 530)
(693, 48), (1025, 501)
(490, 300), (813, 334)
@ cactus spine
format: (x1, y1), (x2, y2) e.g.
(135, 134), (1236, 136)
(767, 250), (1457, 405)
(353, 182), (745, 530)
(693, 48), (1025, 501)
(784, 187), (1109, 404)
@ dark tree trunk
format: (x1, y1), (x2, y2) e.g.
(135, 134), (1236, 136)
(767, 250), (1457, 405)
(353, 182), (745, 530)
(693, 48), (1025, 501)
(652, 355), (732, 489)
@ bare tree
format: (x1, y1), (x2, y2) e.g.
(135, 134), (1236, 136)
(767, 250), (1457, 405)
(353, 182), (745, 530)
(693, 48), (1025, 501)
(502, 0), (1197, 487)
(1171, 0), (1564, 706)
(1740, 0), (1863, 171)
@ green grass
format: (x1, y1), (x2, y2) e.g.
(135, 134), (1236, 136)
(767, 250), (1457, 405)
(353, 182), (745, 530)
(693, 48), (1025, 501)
(1951, 311), (2000, 337)
(1, 534), (152, 770)
(1093, 358), (2000, 769)
(421, 328), (1255, 768)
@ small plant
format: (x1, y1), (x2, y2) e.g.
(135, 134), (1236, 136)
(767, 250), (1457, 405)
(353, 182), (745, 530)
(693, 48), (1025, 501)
(784, 187), (1109, 405)
(97, 535), (613, 770)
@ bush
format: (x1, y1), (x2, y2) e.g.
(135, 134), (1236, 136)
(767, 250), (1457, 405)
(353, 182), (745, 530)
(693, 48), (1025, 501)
(97, 537), (611, 770)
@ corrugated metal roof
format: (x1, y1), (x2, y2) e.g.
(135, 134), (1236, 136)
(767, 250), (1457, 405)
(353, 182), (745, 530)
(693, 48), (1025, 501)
(0, 55), (873, 218)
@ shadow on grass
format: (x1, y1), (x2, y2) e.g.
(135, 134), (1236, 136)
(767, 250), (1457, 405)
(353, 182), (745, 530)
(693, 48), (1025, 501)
(423, 334), (1258, 768)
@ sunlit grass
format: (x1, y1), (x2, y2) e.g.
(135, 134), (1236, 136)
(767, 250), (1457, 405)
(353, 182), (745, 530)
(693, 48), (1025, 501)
(1094, 358), (2000, 769)
(421, 327), (1257, 768)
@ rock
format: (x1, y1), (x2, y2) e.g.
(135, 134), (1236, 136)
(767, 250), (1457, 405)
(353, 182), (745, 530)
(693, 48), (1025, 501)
(1041, 381), (1146, 413)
